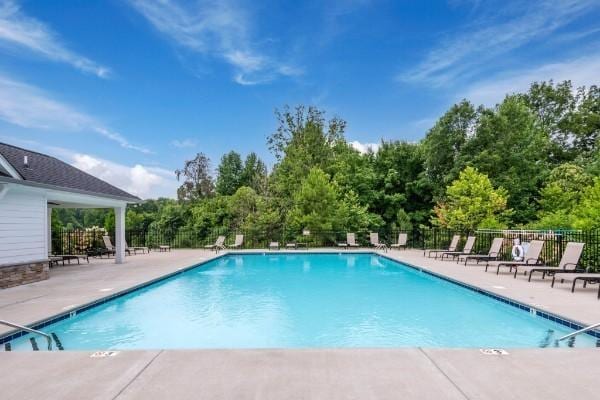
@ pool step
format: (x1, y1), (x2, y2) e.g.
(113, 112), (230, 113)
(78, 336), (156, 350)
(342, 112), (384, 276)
(51, 333), (64, 350)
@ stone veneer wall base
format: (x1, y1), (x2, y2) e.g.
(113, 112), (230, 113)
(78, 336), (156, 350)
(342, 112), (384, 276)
(0, 260), (50, 289)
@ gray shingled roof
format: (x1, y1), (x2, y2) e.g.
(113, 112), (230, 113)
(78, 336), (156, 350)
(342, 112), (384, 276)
(0, 142), (140, 201)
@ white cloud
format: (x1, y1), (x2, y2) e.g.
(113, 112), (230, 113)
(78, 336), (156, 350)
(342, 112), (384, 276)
(170, 138), (197, 148)
(350, 140), (379, 154)
(0, 74), (151, 153)
(400, 0), (597, 86)
(0, 0), (110, 78)
(128, 0), (301, 84)
(71, 154), (178, 199)
(462, 53), (600, 106)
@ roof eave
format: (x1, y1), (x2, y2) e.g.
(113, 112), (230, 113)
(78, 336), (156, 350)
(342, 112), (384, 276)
(0, 176), (142, 203)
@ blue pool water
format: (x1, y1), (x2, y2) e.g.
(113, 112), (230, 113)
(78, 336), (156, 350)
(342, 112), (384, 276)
(7, 253), (598, 350)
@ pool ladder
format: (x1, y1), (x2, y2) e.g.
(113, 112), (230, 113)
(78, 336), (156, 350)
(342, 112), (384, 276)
(0, 319), (63, 351)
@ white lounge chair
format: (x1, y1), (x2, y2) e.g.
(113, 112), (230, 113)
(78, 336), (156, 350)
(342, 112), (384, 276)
(338, 233), (360, 249)
(125, 240), (148, 254)
(390, 233), (408, 250)
(370, 232), (388, 251)
(205, 236), (226, 252)
(228, 234), (244, 249)
(269, 241), (280, 250)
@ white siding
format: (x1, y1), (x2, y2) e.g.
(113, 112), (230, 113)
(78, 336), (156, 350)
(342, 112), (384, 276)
(0, 189), (47, 265)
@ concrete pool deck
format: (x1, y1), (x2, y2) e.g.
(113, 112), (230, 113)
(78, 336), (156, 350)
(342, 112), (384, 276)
(2, 248), (600, 399)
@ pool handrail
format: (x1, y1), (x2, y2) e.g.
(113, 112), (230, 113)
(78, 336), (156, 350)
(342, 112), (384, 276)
(557, 322), (600, 342)
(0, 319), (53, 350)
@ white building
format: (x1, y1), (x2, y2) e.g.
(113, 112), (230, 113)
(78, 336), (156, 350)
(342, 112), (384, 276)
(0, 142), (140, 288)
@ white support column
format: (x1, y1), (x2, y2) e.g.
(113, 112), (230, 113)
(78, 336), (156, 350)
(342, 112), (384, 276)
(115, 206), (126, 264)
(47, 207), (52, 255)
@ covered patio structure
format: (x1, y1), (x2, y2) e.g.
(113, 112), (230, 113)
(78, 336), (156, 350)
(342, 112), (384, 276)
(0, 142), (140, 288)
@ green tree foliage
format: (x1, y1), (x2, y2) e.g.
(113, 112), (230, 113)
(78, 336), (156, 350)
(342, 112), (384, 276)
(240, 152), (268, 194)
(53, 80), (600, 237)
(458, 96), (550, 224)
(434, 167), (511, 231)
(175, 153), (214, 201)
(422, 100), (476, 196)
(572, 179), (600, 230)
(215, 151), (243, 195)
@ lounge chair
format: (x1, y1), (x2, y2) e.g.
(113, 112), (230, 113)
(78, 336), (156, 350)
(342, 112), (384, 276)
(285, 242), (297, 249)
(513, 242), (585, 281)
(227, 234), (244, 249)
(52, 254), (90, 265)
(370, 232), (388, 251)
(269, 241), (280, 250)
(390, 233), (408, 250)
(551, 272), (600, 299)
(125, 240), (148, 254)
(205, 236), (226, 252)
(338, 233), (360, 249)
(485, 240), (544, 274)
(102, 235), (130, 256)
(461, 237), (504, 265)
(424, 235), (460, 259)
(441, 236), (476, 261)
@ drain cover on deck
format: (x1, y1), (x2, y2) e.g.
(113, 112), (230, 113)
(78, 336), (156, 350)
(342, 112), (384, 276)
(90, 351), (120, 358)
(480, 348), (509, 355)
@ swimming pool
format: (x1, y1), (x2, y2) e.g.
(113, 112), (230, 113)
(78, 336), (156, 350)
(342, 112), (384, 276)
(5, 253), (598, 350)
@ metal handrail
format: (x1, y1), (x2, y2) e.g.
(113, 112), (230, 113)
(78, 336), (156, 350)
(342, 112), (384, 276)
(557, 322), (600, 342)
(0, 319), (53, 350)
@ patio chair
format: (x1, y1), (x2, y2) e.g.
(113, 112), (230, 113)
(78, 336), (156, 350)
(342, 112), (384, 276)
(440, 236), (476, 261)
(424, 235), (460, 259)
(390, 233), (408, 250)
(269, 241), (280, 250)
(513, 242), (585, 281)
(485, 240), (544, 274)
(52, 254), (90, 265)
(338, 233), (360, 249)
(205, 236), (226, 252)
(551, 272), (600, 299)
(227, 234), (244, 249)
(370, 232), (388, 251)
(285, 242), (297, 249)
(460, 237), (504, 265)
(102, 235), (130, 256)
(125, 240), (149, 254)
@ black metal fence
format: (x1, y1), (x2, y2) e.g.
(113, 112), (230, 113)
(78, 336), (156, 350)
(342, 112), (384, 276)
(51, 227), (600, 270)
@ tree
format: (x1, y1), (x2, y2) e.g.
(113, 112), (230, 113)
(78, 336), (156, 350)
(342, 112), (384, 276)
(287, 168), (340, 232)
(434, 167), (511, 231)
(216, 151), (243, 195)
(458, 96), (551, 224)
(422, 100), (476, 197)
(534, 163), (593, 229)
(573, 179), (600, 230)
(240, 152), (268, 194)
(175, 153), (214, 201)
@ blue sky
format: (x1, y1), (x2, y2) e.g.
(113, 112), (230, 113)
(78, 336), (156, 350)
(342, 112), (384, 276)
(0, 0), (599, 198)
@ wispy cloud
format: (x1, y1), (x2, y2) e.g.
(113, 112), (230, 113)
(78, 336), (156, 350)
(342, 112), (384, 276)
(0, 74), (151, 153)
(462, 53), (600, 106)
(170, 138), (197, 148)
(0, 0), (110, 78)
(399, 0), (597, 87)
(128, 0), (301, 85)
(71, 153), (176, 199)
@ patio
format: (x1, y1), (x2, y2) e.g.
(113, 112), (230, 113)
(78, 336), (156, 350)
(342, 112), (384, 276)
(2, 248), (600, 399)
